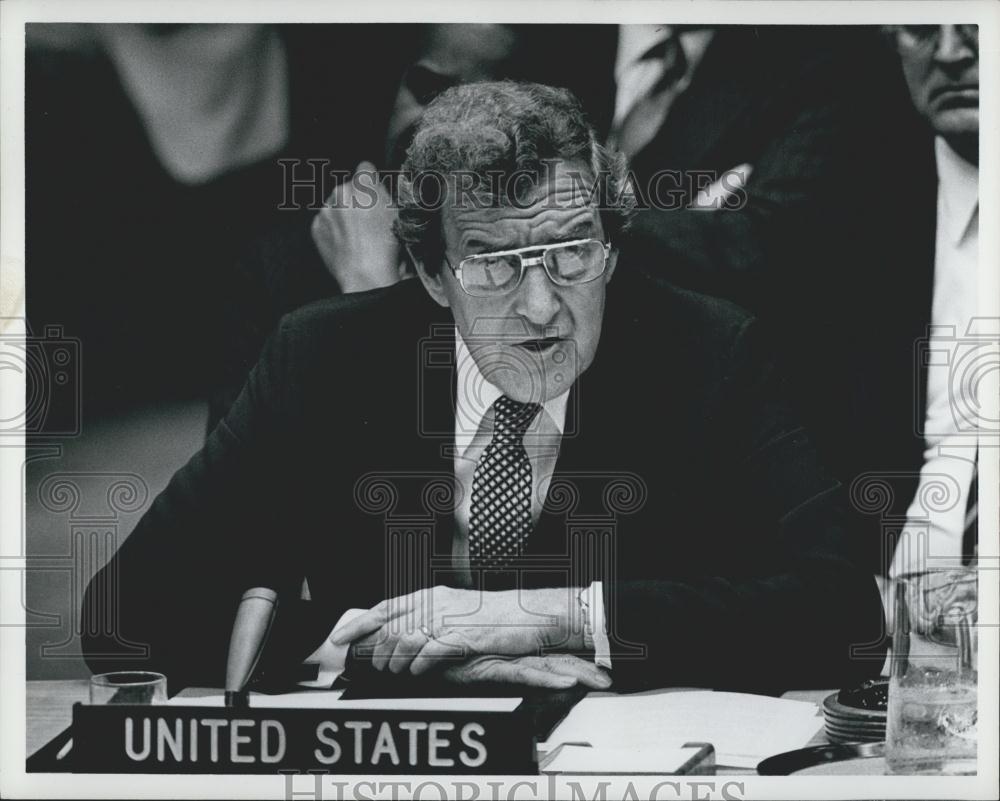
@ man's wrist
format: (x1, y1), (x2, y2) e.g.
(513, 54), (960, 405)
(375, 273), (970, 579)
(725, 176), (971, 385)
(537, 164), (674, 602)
(528, 587), (587, 651)
(578, 587), (596, 651)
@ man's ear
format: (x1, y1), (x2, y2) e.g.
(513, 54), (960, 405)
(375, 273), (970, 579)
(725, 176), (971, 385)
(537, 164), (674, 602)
(408, 246), (450, 308)
(604, 248), (619, 284)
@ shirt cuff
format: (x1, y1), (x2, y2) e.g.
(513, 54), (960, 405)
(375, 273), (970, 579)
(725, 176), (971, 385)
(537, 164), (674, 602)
(299, 608), (366, 688)
(588, 580), (612, 670)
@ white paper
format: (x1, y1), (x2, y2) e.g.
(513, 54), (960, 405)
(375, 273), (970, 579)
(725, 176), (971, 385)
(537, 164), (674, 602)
(299, 608), (366, 689)
(541, 690), (823, 768)
(541, 744), (708, 775)
(167, 687), (522, 712)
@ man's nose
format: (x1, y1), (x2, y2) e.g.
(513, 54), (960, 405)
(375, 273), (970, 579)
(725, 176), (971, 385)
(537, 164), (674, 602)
(935, 25), (976, 64)
(513, 266), (560, 326)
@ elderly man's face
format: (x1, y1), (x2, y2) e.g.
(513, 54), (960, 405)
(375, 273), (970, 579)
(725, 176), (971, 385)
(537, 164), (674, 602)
(417, 161), (617, 404)
(897, 25), (978, 145)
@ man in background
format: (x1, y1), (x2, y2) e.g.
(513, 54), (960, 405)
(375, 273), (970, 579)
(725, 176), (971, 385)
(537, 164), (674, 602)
(878, 24), (980, 583)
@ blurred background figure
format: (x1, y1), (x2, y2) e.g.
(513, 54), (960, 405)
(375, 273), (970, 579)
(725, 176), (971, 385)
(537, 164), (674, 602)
(579, 25), (960, 582)
(876, 25), (980, 582)
(25, 22), (392, 414)
(100, 24), (291, 186)
(23, 21), (401, 677)
(566, 26), (914, 306)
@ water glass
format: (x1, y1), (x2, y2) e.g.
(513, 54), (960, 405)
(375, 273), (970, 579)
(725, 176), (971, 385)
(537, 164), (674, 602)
(885, 568), (977, 775)
(89, 671), (167, 705)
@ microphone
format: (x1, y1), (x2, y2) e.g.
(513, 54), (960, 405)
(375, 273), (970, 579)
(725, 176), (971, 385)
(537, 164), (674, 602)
(224, 587), (278, 707)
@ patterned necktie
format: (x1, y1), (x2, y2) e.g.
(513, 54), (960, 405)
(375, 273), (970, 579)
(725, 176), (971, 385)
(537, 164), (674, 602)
(469, 395), (543, 571)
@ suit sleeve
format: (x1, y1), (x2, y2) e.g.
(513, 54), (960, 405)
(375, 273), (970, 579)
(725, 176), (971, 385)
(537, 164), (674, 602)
(207, 211), (337, 428)
(604, 318), (887, 691)
(80, 315), (329, 690)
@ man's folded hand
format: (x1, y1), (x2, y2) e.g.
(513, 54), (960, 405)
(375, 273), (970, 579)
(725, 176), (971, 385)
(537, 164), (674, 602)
(330, 585), (588, 676)
(443, 654), (611, 690)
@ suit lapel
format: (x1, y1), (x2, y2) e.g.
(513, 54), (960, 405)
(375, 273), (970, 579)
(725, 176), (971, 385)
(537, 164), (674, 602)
(532, 314), (632, 559)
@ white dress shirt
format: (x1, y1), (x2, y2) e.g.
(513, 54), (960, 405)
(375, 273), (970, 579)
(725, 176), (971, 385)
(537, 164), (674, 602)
(891, 138), (979, 578)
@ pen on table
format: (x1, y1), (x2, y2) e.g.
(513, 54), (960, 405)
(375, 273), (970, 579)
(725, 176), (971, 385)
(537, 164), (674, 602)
(224, 587), (278, 708)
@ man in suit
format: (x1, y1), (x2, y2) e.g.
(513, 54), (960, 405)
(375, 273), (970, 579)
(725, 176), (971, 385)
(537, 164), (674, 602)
(82, 81), (884, 694)
(571, 26), (909, 305)
(584, 24), (980, 581)
(869, 25), (981, 584)
(753, 25), (981, 588)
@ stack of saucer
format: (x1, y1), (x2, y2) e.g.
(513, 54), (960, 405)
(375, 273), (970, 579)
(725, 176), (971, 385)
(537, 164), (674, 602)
(822, 679), (887, 744)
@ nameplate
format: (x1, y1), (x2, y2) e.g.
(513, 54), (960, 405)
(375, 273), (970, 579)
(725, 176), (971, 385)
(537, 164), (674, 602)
(70, 703), (537, 774)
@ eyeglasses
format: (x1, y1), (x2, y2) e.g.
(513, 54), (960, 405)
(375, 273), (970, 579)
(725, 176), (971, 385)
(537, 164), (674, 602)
(443, 238), (612, 298)
(894, 24), (978, 50)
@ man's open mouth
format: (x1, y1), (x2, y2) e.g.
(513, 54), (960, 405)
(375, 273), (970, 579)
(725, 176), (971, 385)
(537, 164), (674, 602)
(515, 336), (563, 353)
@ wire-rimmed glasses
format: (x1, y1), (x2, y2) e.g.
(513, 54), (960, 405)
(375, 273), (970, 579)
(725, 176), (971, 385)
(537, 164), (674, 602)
(441, 238), (611, 298)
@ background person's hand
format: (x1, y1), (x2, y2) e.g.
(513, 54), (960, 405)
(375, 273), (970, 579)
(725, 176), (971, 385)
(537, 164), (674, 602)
(689, 162), (753, 210)
(443, 654), (612, 690)
(310, 160), (406, 292)
(330, 585), (586, 676)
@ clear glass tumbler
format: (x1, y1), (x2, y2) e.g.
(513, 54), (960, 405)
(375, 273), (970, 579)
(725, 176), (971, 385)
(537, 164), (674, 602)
(89, 671), (167, 705)
(885, 567), (977, 775)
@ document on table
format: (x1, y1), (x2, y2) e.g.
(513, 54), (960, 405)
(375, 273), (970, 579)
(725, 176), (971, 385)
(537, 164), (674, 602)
(541, 743), (713, 775)
(166, 687), (522, 712)
(540, 690), (823, 769)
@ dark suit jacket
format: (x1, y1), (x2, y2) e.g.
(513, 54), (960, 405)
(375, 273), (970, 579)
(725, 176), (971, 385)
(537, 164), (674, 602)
(589, 26), (916, 304)
(826, 129), (940, 573)
(570, 26), (944, 572)
(81, 274), (885, 693)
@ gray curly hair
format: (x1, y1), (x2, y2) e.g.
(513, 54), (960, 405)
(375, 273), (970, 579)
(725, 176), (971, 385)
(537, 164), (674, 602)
(393, 81), (634, 274)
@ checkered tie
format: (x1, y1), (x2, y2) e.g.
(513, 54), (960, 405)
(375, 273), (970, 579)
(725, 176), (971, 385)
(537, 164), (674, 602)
(469, 395), (542, 570)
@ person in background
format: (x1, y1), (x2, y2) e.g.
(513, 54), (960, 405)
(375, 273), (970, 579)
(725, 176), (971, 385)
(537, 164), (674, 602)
(876, 25), (980, 589)
(567, 26), (908, 306)
(581, 25), (975, 595)
(24, 22), (380, 414)
(312, 23), (526, 294)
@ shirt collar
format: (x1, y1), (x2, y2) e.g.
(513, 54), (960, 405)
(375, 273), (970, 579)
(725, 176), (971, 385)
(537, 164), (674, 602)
(615, 25), (672, 79)
(454, 329), (570, 458)
(935, 136), (979, 245)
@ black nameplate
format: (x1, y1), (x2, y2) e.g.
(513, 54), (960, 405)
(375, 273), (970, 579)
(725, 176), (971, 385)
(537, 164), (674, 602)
(70, 703), (536, 774)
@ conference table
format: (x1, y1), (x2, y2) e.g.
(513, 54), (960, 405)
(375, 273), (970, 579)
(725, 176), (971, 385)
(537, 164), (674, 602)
(26, 680), (831, 775)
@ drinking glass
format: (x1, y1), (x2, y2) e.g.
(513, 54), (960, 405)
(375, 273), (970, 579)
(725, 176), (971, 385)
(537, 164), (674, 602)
(89, 671), (167, 705)
(885, 568), (977, 775)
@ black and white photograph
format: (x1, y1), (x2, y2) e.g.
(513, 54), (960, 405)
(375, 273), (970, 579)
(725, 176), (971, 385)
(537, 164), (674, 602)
(1, 1), (997, 799)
